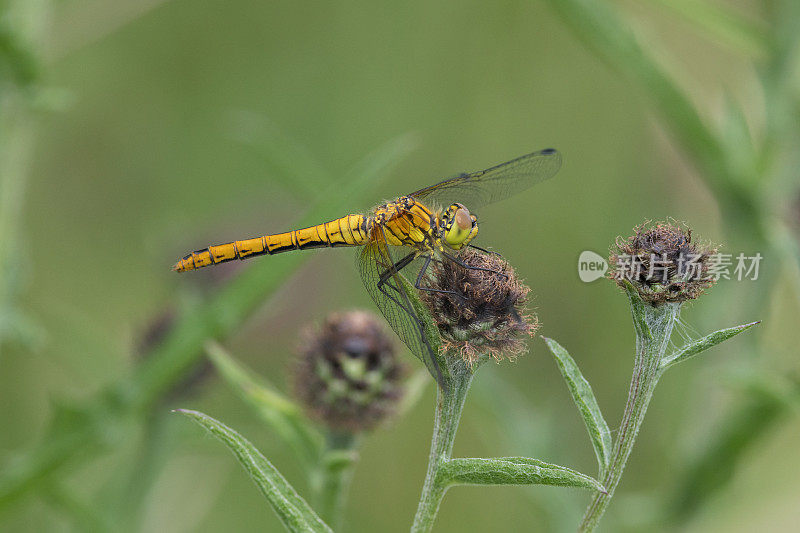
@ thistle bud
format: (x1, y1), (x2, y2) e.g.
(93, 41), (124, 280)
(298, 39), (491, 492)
(292, 310), (405, 432)
(420, 248), (538, 366)
(609, 221), (717, 305)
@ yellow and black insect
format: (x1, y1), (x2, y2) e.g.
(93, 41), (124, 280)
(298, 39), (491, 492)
(173, 149), (562, 387)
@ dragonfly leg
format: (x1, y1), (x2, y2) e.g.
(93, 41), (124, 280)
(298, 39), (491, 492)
(442, 250), (509, 280)
(376, 253), (416, 291)
(375, 253), (458, 315)
(414, 255), (464, 299)
(374, 253), (428, 331)
(468, 243), (501, 257)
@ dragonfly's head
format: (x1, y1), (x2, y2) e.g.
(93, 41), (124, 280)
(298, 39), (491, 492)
(440, 203), (478, 250)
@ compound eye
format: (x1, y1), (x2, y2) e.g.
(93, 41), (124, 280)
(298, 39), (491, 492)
(444, 205), (474, 248)
(455, 207), (472, 230)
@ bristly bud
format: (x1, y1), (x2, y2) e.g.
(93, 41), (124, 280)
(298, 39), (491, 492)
(292, 310), (405, 433)
(609, 221), (717, 306)
(420, 248), (538, 366)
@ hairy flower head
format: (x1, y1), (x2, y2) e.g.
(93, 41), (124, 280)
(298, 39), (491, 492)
(610, 221), (717, 305)
(420, 248), (538, 366)
(293, 310), (405, 432)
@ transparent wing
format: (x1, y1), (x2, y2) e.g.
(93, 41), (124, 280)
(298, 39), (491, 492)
(357, 237), (445, 389)
(409, 148), (562, 211)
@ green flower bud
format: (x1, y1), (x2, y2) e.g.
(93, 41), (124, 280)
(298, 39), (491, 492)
(293, 310), (405, 432)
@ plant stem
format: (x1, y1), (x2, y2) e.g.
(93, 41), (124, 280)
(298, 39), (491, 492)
(579, 299), (679, 532)
(412, 360), (474, 533)
(315, 430), (358, 531)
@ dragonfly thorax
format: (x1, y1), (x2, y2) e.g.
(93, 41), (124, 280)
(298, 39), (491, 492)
(440, 203), (478, 250)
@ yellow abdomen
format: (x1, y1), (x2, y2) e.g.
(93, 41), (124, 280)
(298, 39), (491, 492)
(173, 214), (369, 272)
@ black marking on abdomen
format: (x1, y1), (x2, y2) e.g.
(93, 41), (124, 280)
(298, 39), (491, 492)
(341, 217), (355, 245)
(322, 223), (334, 247)
(297, 237), (325, 250)
(270, 241), (295, 254)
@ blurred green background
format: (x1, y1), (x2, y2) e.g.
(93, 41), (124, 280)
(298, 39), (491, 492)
(2, 0), (799, 531)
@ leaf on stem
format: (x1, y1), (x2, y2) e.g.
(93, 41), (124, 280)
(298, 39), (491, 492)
(395, 271), (448, 389)
(174, 410), (332, 533)
(204, 341), (323, 464)
(438, 457), (605, 493)
(543, 337), (612, 474)
(661, 321), (760, 370)
(320, 449), (359, 473)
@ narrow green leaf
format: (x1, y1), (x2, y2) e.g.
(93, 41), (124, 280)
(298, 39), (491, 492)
(438, 457), (605, 493)
(543, 337), (612, 474)
(175, 410), (332, 533)
(543, 0), (733, 201)
(661, 321), (760, 370)
(339, 132), (419, 200)
(665, 380), (796, 523)
(721, 97), (758, 187)
(204, 341), (323, 463)
(395, 271), (447, 388)
(644, 0), (768, 57)
(0, 22), (40, 88)
(736, 372), (800, 412)
(225, 110), (332, 198)
(42, 480), (115, 533)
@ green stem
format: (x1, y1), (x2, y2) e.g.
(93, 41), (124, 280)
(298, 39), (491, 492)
(412, 360), (474, 533)
(314, 431), (359, 531)
(579, 299), (679, 532)
(42, 480), (114, 533)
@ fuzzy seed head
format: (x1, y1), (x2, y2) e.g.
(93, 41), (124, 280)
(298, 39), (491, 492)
(610, 221), (717, 305)
(420, 248), (538, 366)
(293, 310), (405, 432)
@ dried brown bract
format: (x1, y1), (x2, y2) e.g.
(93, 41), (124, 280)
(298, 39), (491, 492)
(610, 221), (717, 305)
(420, 248), (538, 366)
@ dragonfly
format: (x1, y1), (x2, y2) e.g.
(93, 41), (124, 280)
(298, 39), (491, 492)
(173, 148), (562, 388)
